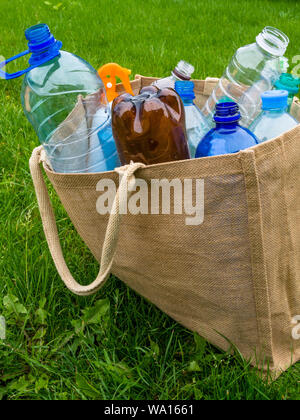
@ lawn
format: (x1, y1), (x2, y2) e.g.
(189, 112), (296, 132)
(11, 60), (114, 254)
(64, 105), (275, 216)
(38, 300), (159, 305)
(0, 0), (300, 400)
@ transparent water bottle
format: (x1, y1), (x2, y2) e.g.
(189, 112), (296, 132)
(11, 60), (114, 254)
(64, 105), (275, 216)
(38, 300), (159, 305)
(238, 55), (290, 124)
(202, 27), (289, 128)
(248, 90), (298, 143)
(175, 81), (209, 157)
(195, 102), (258, 158)
(0, 24), (119, 173)
(152, 60), (194, 90)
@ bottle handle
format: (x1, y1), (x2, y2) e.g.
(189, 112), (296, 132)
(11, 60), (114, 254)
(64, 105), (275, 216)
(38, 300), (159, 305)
(29, 146), (146, 296)
(0, 50), (31, 79)
(0, 49), (57, 80)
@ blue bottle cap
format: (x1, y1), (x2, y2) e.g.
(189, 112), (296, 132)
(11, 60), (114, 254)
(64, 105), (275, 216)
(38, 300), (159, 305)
(175, 80), (195, 100)
(0, 23), (62, 79)
(214, 102), (241, 123)
(261, 90), (288, 110)
(25, 24), (62, 66)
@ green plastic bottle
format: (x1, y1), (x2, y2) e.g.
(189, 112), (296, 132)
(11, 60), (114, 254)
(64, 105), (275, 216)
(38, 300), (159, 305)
(274, 73), (300, 112)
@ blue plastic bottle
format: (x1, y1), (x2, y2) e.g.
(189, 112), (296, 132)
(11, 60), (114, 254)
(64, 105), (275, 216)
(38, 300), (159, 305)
(195, 102), (258, 157)
(0, 24), (119, 173)
(175, 81), (209, 157)
(249, 90), (298, 143)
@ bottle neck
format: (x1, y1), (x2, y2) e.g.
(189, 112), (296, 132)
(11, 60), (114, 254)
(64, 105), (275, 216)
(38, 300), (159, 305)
(30, 48), (61, 67)
(172, 60), (194, 81)
(255, 26), (289, 57)
(215, 121), (240, 129)
(172, 70), (190, 81)
(255, 42), (278, 59)
(25, 24), (62, 67)
(262, 107), (287, 115)
(181, 98), (194, 105)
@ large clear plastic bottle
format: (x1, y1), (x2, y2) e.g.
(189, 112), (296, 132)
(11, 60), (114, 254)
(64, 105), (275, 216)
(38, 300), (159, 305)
(238, 55), (290, 123)
(248, 90), (298, 143)
(202, 27), (289, 128)
(175, 81), (209, 157)
(152, 60), (194, 90)
(1, 24), (119, 173)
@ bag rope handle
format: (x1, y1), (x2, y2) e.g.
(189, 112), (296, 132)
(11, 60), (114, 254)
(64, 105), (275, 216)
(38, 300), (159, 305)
(29, 146), (145, 296)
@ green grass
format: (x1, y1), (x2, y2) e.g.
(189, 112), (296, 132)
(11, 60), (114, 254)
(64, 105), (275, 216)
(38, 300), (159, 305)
(0, 0), (300, 400)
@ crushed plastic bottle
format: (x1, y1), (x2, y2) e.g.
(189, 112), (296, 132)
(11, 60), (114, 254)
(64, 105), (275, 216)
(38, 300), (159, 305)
(111, 85), (190, 165)
(152, 60), (194, 90)
(202, 27), (289, 128)
(175, 81), (209, 157)
(248, 90), (298, 143)
(0, 24), (119, 173)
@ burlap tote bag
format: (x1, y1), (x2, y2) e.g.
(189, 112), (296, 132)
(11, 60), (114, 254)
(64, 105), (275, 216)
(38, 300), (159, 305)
(29, 76), (300, 378)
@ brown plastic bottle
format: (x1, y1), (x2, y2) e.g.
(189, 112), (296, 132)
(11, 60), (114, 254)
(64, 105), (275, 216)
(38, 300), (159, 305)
(111, 85), (190, 165)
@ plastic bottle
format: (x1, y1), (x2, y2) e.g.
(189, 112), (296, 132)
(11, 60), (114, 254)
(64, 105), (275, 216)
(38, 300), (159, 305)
(175, 81), (209, 157)
(112, 85), (190, 165)
(238, 55), (290, 126)
(274, 73), (300, 112)
(248, 90), (298, 143)
(0, 24), (119, 173)
(152, 60), (194, 90)
(195, 102), (258, 158)
(202, 27), (289, 128)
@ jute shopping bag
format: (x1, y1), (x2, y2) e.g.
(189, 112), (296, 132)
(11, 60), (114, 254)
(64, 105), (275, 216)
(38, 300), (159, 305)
(29, 77), (300, 378)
